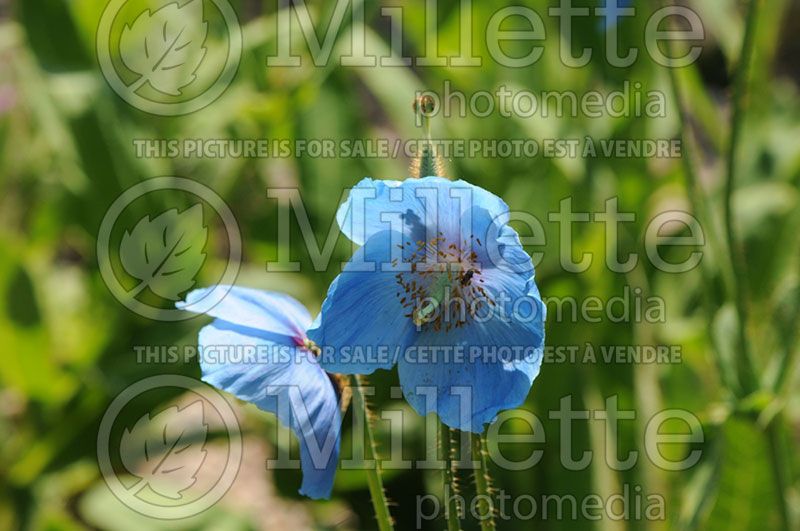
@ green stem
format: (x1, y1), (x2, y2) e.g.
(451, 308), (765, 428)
(723, 2), (794, 527)
(663, 0), (742, 393)
(765, 419), (793, 530)
(440, 422), (461, 531)
(773, 209), (800, 393)
(663, 11), (731, 288)
(412, 95), (444, 178)
(724, 0), (763, 395)
(664, 52), (736, 393)
(471, 433), (496, 531)
(352, 375), (394, 531)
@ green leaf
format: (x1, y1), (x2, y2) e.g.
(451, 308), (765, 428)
(677, 429), (723, 531)
(703, 420), (782, 531)
(711, 304), (742, 394)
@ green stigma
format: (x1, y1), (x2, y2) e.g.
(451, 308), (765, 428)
(412, 271), (452, 326)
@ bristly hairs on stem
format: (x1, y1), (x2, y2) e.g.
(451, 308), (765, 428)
(411, 95), (445, 179)
(450, 428), (461, 493)
(472, 433), (496, 530)
(352, 374), (395, 531)
(330, 373), (353, 415)
(441, 423), (462, 531)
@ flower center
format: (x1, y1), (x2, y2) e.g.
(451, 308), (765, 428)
(296, 336), (321, 357)
(395, 234), (494, 331)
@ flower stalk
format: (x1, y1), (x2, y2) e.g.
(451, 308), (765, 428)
(663, 7), (737, 393)
(668, 0), (793, 526)
(723, 1), (792, 527)
(440, 422), (462, 531)
(472, 432), (496, 531)
(411, 95), (445, 178)
(724, 0), (762, 396)
(352, 374), (394, 531)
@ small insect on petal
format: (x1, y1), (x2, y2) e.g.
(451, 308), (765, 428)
(460, 269), (476, 286)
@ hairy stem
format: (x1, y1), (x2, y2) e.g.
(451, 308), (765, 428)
(472, 433), (496, 531)
(352, 375), (394, 531)
(411, 95), (444, 178)
(440, 422), (461, 531)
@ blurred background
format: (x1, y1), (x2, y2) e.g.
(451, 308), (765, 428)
(1, 0), (799, 529)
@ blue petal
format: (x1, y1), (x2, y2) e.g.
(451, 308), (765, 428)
(178, 286), (312, 341)
(398, 304), (544, 432)
(463, 206), (533, 276)
(464, 205), (545, 346)
(308, 230), (416, 374)
(178, 287), (339, 498)
(197, 321), (341, 499)
(337, 177), (510, 246)
(399, 209), (545, 431)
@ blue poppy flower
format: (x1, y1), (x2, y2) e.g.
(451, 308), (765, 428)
(177, 286), (341, 499)
(308, 177), (545, 432)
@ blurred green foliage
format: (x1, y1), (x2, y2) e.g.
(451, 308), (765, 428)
(0, 0), (799, 529)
